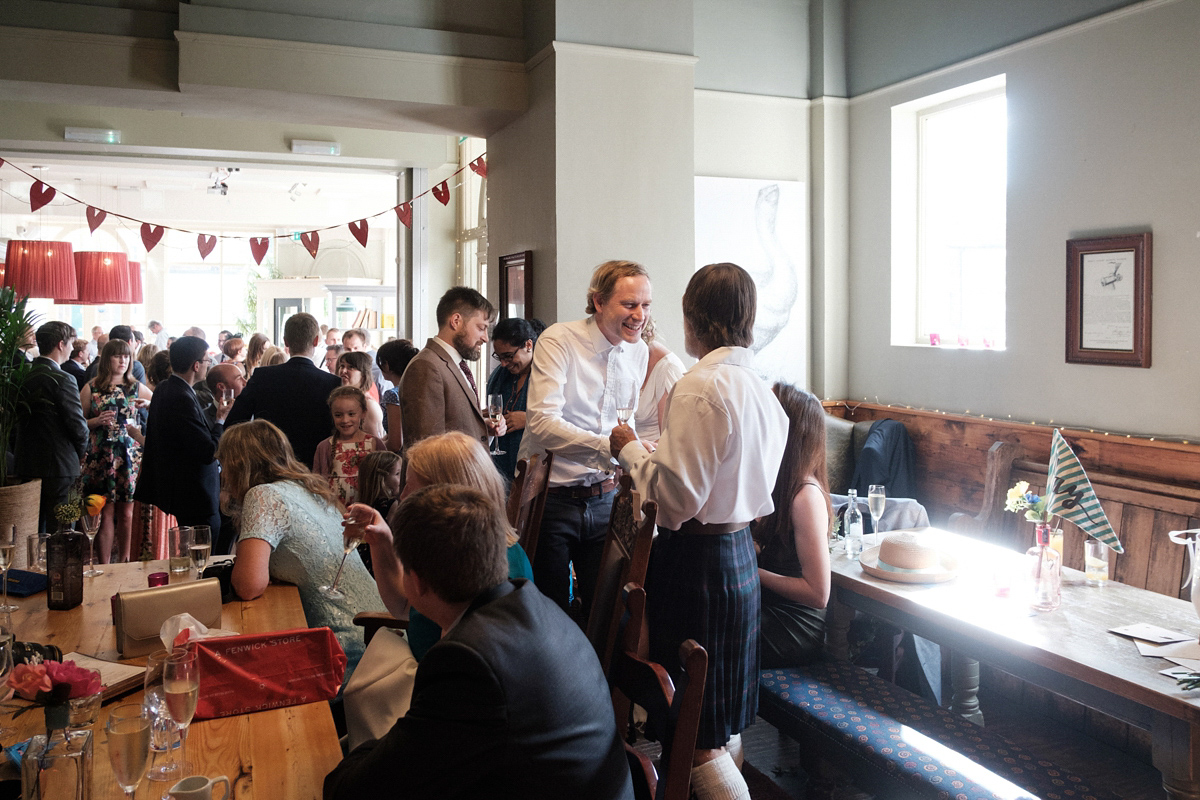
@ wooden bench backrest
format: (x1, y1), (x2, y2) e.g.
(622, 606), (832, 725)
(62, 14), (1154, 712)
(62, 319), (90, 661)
(950, 441), (1200, 599)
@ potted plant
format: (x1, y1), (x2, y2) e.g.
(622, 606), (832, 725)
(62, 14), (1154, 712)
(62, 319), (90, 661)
(0, 286), (46, 545)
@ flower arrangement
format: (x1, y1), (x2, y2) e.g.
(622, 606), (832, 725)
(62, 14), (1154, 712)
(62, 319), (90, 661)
(4, 660), (102, 720)
(1004, 481), (1053, 525)
(51, 483), (105, 530)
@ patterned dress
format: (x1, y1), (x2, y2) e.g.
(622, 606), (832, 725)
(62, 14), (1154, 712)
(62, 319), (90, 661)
(312, 435), (386, 506)
(81, 382), (141, 502)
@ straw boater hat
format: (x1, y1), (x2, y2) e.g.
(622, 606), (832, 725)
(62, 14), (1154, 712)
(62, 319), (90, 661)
(860, 529), (958, 584)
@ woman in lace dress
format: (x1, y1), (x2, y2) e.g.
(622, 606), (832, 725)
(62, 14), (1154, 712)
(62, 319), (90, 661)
(80, 339), (152, 562)
(221, 419), (384, 674)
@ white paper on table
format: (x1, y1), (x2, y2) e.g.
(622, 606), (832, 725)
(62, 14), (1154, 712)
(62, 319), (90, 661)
(1110, 623), (1194, 644)
(1161, 665), (1197, 679)
(1137, 639), (1200, 659)
(1165, 656), (1200, 671)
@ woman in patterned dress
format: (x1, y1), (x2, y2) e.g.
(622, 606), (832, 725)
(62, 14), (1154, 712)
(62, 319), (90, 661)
(80, 339), (152, 562)
(312, 386), (386, 506)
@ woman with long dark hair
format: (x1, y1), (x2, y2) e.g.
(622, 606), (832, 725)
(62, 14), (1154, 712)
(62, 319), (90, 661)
(753, 384), (832, 667)
(80, 338), (152, 562)
(485, 317), (540, 481)
(375, 338), (420, 452)
(337, 351), (386, 440)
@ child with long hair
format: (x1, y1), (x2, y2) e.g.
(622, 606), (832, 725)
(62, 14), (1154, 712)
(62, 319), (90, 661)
(312, 386), (385, 506)
(80, 339), (153, 562)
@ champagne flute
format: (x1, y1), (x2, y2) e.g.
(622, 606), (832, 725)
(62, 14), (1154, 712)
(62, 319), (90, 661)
(615, 378), (636, 426)
(163, 649), (199, 777)
(0, 526), (16, 611)
(80, 512), (103, 578)
(320, 525), (364, 599)
(107, 703), (152, 799)
(868, 485), (886, 547)
(190, 525), (212, 572)
(143, 649), (181, 785)
(487, 393), (505, 456)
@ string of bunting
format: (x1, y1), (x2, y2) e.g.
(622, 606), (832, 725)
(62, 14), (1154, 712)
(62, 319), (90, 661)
(0, 154), (488, 265)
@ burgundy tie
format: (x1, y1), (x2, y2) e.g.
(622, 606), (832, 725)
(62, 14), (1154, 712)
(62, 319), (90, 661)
(459, 359), (479, 398)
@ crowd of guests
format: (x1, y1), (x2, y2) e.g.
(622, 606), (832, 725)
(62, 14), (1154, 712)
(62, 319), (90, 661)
(11, 259), (836, 800)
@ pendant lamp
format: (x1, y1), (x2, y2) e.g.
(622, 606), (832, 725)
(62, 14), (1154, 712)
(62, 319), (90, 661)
(74, 251), (131, 304)
(3, 240), (76, 300)
(127, 260), (143, 305)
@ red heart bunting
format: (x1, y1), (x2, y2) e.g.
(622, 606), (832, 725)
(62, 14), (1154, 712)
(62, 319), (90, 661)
(432, 181), (450, 206)
(394, 203), (412, 229)
(469, 157), (488, 179)
(86, 206), (107, 233)
(249, 237), (270, 265)
(30, 181), (55, 212)
(140, 223), (165, 252)
(300, 231), (320, 258)
(348, 219), (368, 247)
(197, 234), (217, 260)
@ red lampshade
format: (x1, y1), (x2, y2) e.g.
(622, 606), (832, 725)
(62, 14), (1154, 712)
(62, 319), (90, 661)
(74, 251), (131, 304)
(3, 240), (76, 300)
(127, 260), (143, 304)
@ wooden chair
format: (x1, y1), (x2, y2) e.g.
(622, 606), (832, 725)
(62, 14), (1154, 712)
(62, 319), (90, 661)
(585, 473), (656, 675)
(509, 452), (554, 561)
(610, 583), (706, 800)
(353, 611), (407, 646)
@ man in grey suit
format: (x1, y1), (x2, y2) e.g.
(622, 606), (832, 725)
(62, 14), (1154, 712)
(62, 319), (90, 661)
(398, 287), (505, 453)
(15, 321), (89, 532)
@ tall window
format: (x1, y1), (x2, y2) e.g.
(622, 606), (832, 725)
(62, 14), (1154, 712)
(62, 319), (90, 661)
(892, 75), (1007, 348)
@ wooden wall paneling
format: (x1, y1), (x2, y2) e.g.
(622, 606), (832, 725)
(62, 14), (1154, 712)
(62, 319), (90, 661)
(1144, 510), (1190, 600)
(1110, 504), (1156, 589)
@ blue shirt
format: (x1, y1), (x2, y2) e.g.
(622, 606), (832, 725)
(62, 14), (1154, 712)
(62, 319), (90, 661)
(485, 364), (529, 482)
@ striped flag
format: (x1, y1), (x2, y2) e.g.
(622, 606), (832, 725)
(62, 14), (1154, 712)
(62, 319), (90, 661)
(1046, 429), (1123, 553)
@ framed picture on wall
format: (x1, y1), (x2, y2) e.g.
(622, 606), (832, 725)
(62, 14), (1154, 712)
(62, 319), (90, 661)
(1065, 233), (1151, 368)
(498, 251), (532, 321)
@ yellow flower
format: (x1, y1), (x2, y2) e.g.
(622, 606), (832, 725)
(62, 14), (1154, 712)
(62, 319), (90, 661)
(1004, 481), (1030, 512)
(83, 495), (106, 516)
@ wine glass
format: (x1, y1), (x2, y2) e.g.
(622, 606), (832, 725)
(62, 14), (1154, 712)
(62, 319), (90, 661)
(190, 525), (212, 572)
(0, 526), (16, 611)
(868, 485), (886, 547)
(80, 512), (103, 578)
(615, 377), (637, 426)
(487, 394), (505, 456)
(106, 703), (152, 799)
(143, 649), (182, 785)
(319, 524), (364, 599)
(163, 650), (198, 777)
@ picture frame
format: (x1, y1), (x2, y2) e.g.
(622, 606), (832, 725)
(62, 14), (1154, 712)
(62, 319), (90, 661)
(498, 251), (532, 321)
(1065, 233), (1151, 368)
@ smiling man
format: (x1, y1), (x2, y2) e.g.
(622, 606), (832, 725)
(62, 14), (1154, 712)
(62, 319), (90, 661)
(399, 286), (504, 453)
(517, 260), (651, 618)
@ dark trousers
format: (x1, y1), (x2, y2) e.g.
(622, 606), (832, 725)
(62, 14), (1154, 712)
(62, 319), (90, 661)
(532, 489), (615, 621)
(38, 475), (75, 533)
(173, 508), (223, 552)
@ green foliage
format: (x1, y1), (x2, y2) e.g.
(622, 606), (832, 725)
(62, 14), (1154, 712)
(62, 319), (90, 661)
(0, 287), (46, 486)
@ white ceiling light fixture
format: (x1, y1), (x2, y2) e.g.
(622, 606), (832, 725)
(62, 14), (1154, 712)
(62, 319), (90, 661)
(64, 127), (121, 144)
(291, 140), (341, 156)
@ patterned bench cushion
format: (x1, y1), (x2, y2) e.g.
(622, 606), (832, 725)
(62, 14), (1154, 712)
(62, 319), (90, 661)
(759, 661), (1122, 800)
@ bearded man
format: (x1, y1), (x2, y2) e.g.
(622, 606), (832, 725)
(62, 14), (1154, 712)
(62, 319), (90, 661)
(398, 287), (505, 453)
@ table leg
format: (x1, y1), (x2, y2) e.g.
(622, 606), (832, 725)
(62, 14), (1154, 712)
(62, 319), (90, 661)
(1153, 711), (1200, 800)
(825, 593), (854, 662)
(949, 651), (985, 726)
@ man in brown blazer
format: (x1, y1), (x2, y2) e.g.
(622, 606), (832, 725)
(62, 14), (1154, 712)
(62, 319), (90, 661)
(399, 287), (505, 452)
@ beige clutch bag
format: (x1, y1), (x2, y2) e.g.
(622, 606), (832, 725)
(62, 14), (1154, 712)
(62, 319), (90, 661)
(113, 578), (223, 658)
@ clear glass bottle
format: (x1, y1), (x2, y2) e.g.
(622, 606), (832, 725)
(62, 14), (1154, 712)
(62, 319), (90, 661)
(1027, 522), (1061, 611)
(22, 705), (93, 800)
(845, 489), (864, 559)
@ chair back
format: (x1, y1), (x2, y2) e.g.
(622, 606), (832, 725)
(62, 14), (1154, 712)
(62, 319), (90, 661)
(511, 452), (554, 561)
(611, 583), (706, 800)
(585, 474), (656, 674)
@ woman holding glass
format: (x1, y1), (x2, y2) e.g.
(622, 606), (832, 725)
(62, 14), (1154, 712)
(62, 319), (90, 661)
(80, 339), (152, 563)
(752, 384), (832, 668)
(219, 420), (384, 674)
(484, 318), (540, 481)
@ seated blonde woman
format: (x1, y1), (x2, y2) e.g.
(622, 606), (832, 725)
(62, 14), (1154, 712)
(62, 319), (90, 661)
(219, 419), (385, 673)
(345, 431), (533, 660)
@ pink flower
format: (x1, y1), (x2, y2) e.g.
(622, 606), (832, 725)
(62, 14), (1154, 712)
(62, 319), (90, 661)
(7, 663), (52, 701)
(44, 661), (102, 699)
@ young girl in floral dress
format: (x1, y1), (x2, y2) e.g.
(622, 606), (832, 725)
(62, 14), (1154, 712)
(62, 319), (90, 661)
(312, 386), (385, 506)
(80, 339), (152, 562)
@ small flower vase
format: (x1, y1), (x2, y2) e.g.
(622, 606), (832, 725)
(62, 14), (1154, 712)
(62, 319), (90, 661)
(1026, 522), (1062, 612)
(21, 702), (93, 800)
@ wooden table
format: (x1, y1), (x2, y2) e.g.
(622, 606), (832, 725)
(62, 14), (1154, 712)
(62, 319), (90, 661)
(826, 528), (1200, 800)
(5, 560), (342, 799)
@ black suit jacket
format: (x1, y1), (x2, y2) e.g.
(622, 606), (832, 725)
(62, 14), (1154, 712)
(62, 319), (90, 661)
(61, 359), (87, 390)
(224, 355), (341, 467)
(324, 580), (634, 800)
(134, 375), (220, 521)
(14, 357), (88, 479)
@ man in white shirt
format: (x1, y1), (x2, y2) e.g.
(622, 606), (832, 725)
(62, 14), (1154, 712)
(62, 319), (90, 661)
(518, 260), (651, 618)
(148, 320), (169, 350)
(609, 262), (787, 800)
